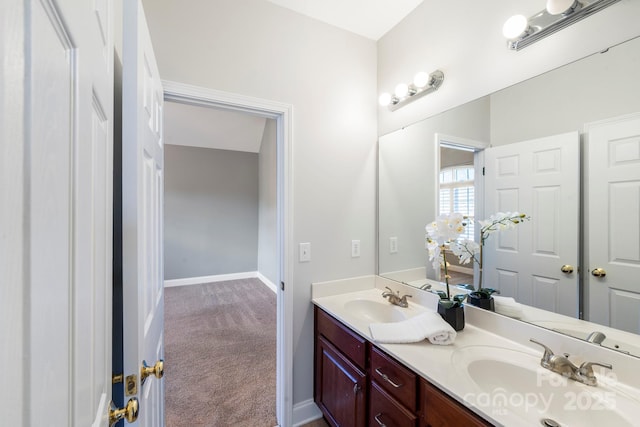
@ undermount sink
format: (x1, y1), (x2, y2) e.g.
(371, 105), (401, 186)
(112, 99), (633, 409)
(452, 345), (640, 427)
(343, 299), (411, 323)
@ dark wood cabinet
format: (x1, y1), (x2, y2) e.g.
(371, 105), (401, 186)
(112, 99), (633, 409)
(370, 346), (418, 412)
(316, 306), (367, 369)
(315, 308), (368, 427)
(314, 306), (493, 427)
(420, 380), (492, 427)
(369, 382), (417, 427)
(316, 335), (367, 427)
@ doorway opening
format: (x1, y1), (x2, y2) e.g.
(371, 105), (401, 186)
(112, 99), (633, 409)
(435, 134), (488, 289)
(162, 81), (293, 426)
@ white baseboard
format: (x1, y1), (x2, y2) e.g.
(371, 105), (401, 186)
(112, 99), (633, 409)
(164, 271), (279, 293)
(447, 265), (473, 275)
(292, 399), (322, 427)
(257, 272), (278, 294)
(164, 271), (257, 288)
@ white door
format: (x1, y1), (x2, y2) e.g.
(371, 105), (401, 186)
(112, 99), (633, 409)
(122, 1), (165, 425)
(0, 0), (114, 425)
(586, 113), (640, 333)
(484, 132), (580, 317)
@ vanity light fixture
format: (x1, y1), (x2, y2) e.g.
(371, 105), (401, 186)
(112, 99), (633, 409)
(379, 70), (444, 111)
(503, 0), (622, 51)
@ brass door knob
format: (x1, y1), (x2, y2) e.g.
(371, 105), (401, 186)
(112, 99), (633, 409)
(109, 398), (139, 425)
(591, 268), (606, 277)
(560, 264), (574, 274)
(141, 359), (164, 385)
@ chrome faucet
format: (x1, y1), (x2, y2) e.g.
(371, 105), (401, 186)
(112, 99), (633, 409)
(382, 287), (412, 308)
(530, 339), (612, 386)
(586, 331), (607, 345)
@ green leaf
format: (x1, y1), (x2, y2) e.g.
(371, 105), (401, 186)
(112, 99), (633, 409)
(438, 300), (455, 309)
(453, 294), (466, 303)
(433, 290), (448, 300)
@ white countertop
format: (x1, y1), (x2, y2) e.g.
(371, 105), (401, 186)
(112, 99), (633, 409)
(311, 275), (640, 427)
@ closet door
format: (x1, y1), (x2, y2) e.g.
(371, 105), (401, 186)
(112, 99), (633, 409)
(586, 113), (640, 334)
(484, 132), (579, 316)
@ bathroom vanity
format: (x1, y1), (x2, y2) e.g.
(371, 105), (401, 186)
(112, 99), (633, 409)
(315, 306), (490, 426)
(312, 275), (640, 427)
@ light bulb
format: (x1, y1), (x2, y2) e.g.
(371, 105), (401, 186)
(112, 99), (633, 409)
(502, 15), (528, 39)
(413, 71), (430, 88)
(378, 93), (392, 106)
(394, 83), (409, 98)
(546, 0), (576, 15)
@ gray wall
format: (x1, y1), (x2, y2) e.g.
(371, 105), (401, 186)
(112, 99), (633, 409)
(441, 147), (474, 169)
(378, 96), (490, 276)
(258, 119), (278, 285)
(142, 2), (377, 407)
(490, 36), (640, 146)
(164, 145), (259, 280)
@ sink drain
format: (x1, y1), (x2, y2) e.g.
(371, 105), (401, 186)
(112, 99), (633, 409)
(541, 419), (560, 427)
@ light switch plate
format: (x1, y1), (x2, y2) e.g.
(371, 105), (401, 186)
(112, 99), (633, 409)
(351, 240), (361, 258)
(299, 242), (311, 262)
(390, 236), (398, 254)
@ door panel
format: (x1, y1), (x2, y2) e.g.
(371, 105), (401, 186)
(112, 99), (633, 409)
(586, 113), (640, 332)
(484, 132), (579, 316)
(29, 2), (74, 423)
(17, 0), (115, 425)
(122, 1), (165, 425)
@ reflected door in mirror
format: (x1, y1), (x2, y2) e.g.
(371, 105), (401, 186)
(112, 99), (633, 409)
(587, 113), (640, 333)
(484, 132), (580, 316)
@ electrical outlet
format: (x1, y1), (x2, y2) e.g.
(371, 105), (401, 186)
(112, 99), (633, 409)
(390, 236), (398, 254)
(351, 240), (361, 258)
(299, 242), (311, 262)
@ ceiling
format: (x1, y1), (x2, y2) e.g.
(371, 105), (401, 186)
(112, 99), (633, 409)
(164, 1), (423, 153)
(164, 102), (268, 153)
(265, 0), (424, 41)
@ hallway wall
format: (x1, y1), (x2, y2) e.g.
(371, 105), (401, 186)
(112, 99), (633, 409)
(258, 119), (278, 286)
(164, 144), (259, 280)
(142, 0), (378, 412)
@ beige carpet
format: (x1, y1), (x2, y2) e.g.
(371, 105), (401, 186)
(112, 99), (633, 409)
(164, 278), (277, 426)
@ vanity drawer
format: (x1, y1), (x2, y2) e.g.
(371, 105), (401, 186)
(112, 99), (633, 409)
(371, 346), (417, 412)
(420, 379), (492, 427)
(370, 381), (417, 427)
(315, 307), (367, 369)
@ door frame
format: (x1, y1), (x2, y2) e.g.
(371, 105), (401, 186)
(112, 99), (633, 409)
(162, 80), (294, 426)
(435, 133), (488, 287)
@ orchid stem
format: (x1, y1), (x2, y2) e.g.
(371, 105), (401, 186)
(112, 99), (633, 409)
(442, 244), (450, 300)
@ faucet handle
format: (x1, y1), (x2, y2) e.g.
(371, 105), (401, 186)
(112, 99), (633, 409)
(530, 339), (555, 368)
(399, 294), (412, 306)
(579, 361), (613, 374)
(578, 361), (612, 386)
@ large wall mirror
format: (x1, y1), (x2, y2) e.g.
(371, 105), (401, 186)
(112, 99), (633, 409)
(378, 35), (640, 357)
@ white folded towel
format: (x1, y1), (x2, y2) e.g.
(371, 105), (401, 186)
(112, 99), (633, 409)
(493, 295), (523, 319)
(369, 311), (457, 345)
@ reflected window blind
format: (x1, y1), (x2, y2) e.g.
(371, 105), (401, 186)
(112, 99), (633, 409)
(439, 166), (475, 240)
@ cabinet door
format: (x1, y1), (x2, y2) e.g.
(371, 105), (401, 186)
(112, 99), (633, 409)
(316, 336), (366, 427)
(420, 380), (491, 427)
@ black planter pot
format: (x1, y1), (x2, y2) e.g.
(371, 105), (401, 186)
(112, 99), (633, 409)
(437, 302), (465, 331)
(467, 292), (495, 311)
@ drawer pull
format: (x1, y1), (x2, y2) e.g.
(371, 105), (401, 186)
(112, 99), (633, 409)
(374, 413), (387, 427)
(353, 383), (361, 395)
(375, 367), (403, 388)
